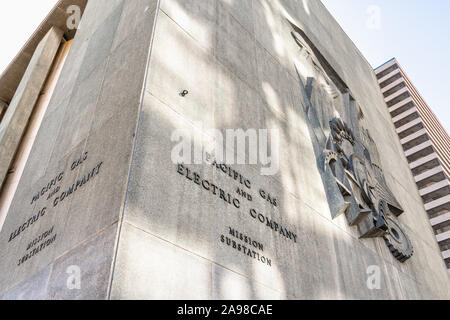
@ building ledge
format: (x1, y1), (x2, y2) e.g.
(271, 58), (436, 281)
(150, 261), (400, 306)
(393, 107), (418, 124)
(381, 78), (404, 93)
(0, 0), (87, 104)
(426, 195), (450, 211)
(385, 86), (409, 104)
(375, 58), (397, 74)
(405, 140), (433, 157)
(436, 230), (450, 243)
(401, 128), (427, 145)
(420, 180), (450, 197)
(430, 212), (450, 228)
(410, 153), (439, 170)
(396, 117), (422, 134)
(443, 249), (450, 260)
(415, 166), (445, 184)
(389, 96), (413, 113)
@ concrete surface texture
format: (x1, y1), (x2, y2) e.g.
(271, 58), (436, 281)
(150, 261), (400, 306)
(0, 0), (449, 300)
(0, 27), (63, 192)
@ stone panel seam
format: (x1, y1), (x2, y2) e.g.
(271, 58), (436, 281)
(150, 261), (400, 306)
(43, 263), (55, 300)
(122, 221), (283, 294)
(158, 9), (261, 95)
(52, 221), (119, 264)
(138, 89), (437, 276)
(43, 1), (130, 175)
(219, 0), (255, 41)
(153, 7), (405, 168)
(41, 58), (110, 183)
(107, 0), (162, 301)
(58, 64), (108, 164)
(301, 200), (431, 292)
(0, 222), (118, 299)
(41, 39), (87, 123)
(0, 262), (54, 299)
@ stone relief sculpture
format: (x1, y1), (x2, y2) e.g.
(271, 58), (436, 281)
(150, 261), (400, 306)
(290, 25), (413, 262)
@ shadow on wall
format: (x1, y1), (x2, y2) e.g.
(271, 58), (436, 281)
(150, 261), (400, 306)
(109, 0), (443, 300)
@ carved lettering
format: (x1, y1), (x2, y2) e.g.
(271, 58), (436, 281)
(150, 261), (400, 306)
(30, 173), (64, 205)
(53, 162), (103, 208)
(249, 209), (297, 243)
(9, 207), (47, 243)
(177, 164), (241, 209)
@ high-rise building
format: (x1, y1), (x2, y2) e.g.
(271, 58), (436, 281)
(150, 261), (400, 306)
(375, 58), (450, 275)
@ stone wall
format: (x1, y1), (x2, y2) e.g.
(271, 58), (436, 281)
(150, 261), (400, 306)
(110, 0), (450, 299)
(0, 0), (158, 299)
(0, 0), (448, 300)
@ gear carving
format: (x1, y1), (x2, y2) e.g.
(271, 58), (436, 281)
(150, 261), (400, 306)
(380, 201), (414, 262)
(292, 25), (414, 263)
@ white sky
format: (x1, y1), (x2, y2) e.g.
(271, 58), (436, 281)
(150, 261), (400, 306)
(0, 0), (58, 75)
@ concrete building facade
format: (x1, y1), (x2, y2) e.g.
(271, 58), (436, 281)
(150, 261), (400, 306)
(375, 59), (450, 275)
(0, 0), (448, 299)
